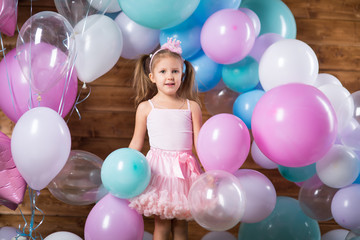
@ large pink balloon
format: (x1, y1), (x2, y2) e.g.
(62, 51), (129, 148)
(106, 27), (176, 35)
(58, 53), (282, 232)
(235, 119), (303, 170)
(0, 47), (78, 122)
(0, 0), (17, 36)
(200, 9), (255, 64)
(252, 83), (337, 167)
(85, 194), (144, 240)
(11, 107), (71, 190)
(197, 113), (250, 173)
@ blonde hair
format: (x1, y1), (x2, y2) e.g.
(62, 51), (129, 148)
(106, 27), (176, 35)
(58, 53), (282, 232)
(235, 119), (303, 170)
(132, 49), (200, 107)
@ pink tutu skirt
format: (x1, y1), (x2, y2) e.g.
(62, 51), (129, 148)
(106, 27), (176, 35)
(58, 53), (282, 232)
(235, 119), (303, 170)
(129, 147), (202, 220)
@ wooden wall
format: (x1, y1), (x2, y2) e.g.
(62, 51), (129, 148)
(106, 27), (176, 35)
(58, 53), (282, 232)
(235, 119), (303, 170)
(0, 0), (359, 238)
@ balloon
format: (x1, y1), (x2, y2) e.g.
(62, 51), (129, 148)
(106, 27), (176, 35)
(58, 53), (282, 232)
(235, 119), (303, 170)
(322, 229), (349, 240)
(316, 144), (360, 188)
(252, 83), (337, 167)
(74, 14), (123, 83)
(346, 232), (360, 240)
(0, 226), (18, 240)
(91, 0), (121, 13)
(85, 194), (144, 240)
(0, 47), (78, 122)
(188, 51), (222, 92)
(201, 231), (236, 240)
(331, 184), (360, 234)
(118, 0), (200, 29)
(47, 150), (108, 205)
(234, 169), (276, 223)
(188, 170), (246, 231)
(318, 84), (354, 133)
(142, 231), (153, 240)
(232, 89), (265, 129)
(278, 163), (316, 183)
(298, 175), (338, 221)
(201, 9), (255, 64)
(197, 114), (250, 173)
(11, 107), (71, 191)
(55, 0), (112, 27)
(204, 80), (239, 116)
(222, 56), (259, 93)
(248, 33), (283, 62)
(240, 0), (296, 38)
(341, 118), (360, 151)
(238, 196), (321, 240)
(192, 0), (241, 24)
(0, 0), (17, 36)
(16, 11), (76, 95)
(115, 12), (159, 60)
(44, 231), (82, 240)
(239, 8), (261, 37)
(259, 39), (319, 91)
(0, 131), (26, 210)
(101, 148), (151, 199)
(250, 140), (278, 169)
(313, 73), (342, 88)
(160, 16), (202, 59)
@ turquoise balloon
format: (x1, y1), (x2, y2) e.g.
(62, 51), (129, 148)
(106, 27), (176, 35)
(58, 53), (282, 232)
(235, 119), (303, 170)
(238, 196), (321, 240)
(222, 56), (259, 93)
(278, 163), (317, 183)
(101, 148), (151, 199)
(117, 0), (200, 29)
(240, 0), (296, 39)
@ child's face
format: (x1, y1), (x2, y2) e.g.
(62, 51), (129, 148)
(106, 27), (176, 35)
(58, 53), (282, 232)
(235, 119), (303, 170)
(149, 56), (183, 97)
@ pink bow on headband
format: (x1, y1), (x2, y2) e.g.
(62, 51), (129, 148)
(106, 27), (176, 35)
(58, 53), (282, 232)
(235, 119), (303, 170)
(149, 38), (183, 70)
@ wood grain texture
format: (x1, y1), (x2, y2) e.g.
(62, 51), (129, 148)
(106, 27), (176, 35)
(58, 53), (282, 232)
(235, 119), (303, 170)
(1, 0), (359, 238)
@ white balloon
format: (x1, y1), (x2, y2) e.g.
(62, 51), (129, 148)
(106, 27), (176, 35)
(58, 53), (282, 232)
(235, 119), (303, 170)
(143, 231), (153, 240)
(251, 140), (277, 169)
(115, 12), (159, 59)
(44, 231), (82, 240)
(312, 73), (342, 88)
(322, 229), (349, 240)
(201, 231), (236, 240)
(74, 14), (123, 83)
(340, 118), (360, 151)
(89, 0), (121, 13)
(316, 144), (360, 188)
(259, 39), (319, 91)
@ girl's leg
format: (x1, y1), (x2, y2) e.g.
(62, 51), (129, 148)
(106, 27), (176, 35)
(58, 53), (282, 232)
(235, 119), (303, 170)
(172, 219), (188, 240)
(154, 216), (171, 240)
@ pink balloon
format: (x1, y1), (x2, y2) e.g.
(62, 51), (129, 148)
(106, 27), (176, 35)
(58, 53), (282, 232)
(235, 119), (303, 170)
(0, 47), (78, 122)
(200, 9), (255, 64)
(234, 169), (276, 223)
(0, 0), (17, 36)
(85, 194), (144, 240)
(252, 83), (337, 167)
(197, 113), (250, 173)
(0, 131), (26, 210)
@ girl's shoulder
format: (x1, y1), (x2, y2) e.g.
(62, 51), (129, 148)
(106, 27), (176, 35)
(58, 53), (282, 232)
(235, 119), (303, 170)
(136, 100), (152, 116)
(188, 100), (201, 113)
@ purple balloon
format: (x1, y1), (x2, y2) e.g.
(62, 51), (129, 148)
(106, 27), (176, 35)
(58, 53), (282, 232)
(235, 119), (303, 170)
(85, 194), (144, 240)
(239, 8), (261, 37)
(0, 47), (78, 122)
(0, 226), (18, 240)
(197, 113), (250, 173)
(249, 33), (284, 62)
(331, 184), (360, 234)
(200, 9), (255, 64)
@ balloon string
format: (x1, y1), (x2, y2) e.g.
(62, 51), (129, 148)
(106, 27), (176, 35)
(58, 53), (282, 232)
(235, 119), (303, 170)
(17, 188), (44, 240)
(66, 84), (91, 123)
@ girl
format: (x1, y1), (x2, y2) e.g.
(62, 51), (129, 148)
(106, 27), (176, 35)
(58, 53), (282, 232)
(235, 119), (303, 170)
(128, 38), (203, 240)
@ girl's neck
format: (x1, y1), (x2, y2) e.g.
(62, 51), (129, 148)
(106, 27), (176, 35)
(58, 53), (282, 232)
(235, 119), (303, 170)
(152, 94), (186, 109)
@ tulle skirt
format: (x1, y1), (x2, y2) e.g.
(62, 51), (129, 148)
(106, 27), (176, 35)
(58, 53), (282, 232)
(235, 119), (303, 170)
(129, 147), (202, 220)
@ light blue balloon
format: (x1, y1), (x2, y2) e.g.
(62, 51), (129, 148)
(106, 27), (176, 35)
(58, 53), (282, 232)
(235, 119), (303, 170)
(193, 0), (242, 24)
(118, 0), (200, 29)
(101, 148), (151, 199)
(278, 163), (317, 183)
(240, 0), (296, 39)
(188, 51), (222, 92)
(160, 16), (202, 59)
(222, 56), (259, 93)
(233, 89), (264, 129)
(238, 196), (321, 240)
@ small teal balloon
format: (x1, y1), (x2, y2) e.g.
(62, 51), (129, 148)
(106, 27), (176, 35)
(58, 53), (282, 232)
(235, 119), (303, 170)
(278, 163), (317, 183)
(160, 16), (202, 59)
(240, 0), (296, 39)
(188, 51), (222, 92)
(193, 0), (242, 24)
(101, 148), (151, 199)
(117, 0), (200, 29)
(233, 89), (264, 129)
(238, 196), (321, 240)
(222, 56), (259, 93)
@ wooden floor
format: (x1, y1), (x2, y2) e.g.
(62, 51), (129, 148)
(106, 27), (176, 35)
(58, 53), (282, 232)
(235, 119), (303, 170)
(0, 0), (359, 239)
